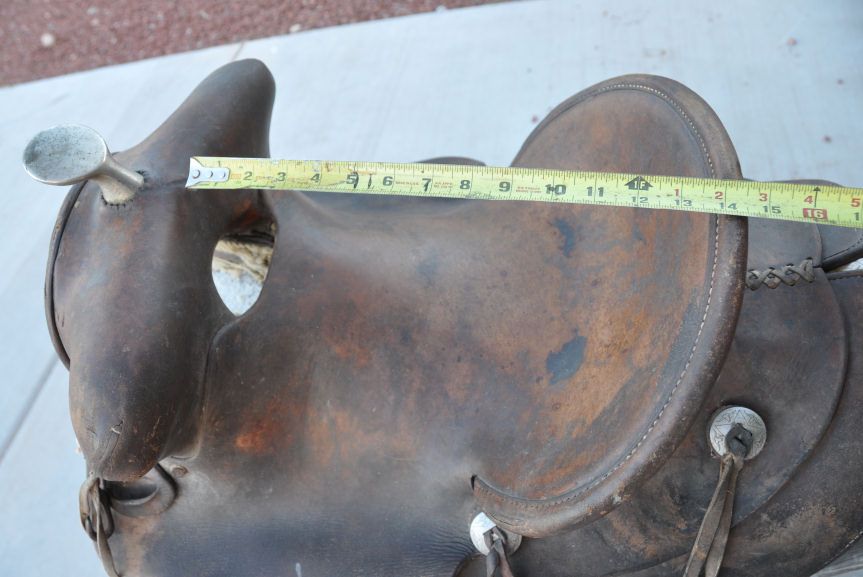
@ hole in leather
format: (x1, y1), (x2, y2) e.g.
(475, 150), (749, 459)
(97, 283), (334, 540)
(105, 464), (177, 518)
(107, 477), (158, 504)
(211, 222), (275, 316)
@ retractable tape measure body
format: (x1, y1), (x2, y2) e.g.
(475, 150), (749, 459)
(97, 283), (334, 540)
(186, 158), (863, 229)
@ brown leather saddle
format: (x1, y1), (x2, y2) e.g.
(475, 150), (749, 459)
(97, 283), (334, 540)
(39, 60), (863, 576)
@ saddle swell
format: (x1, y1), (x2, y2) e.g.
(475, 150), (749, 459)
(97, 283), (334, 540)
(47, 59), (276, 482)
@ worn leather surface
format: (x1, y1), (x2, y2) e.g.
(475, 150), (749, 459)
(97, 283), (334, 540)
(49, 60), (275, 481)
(502, 228), (861, 577)
(477, 75), (747, 536)
(46, 60), (862, 577)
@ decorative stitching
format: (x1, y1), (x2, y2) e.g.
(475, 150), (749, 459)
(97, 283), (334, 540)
(592, 83), (717, 178)
(476, 81), (726, 512)
(817, 529), (863, 573)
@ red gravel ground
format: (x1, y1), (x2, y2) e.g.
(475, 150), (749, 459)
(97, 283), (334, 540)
(0, 0), (507, 87)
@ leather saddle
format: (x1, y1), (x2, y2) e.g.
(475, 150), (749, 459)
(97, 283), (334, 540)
(42, 60), (863, 576)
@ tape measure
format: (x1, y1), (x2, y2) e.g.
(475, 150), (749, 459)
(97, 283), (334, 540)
(186, 158), (863, 229)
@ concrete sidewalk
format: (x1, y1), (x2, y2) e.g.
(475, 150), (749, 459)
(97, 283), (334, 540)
(0, 0), (861, 574)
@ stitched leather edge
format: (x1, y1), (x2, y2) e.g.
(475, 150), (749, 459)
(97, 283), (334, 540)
(824, 230), (863, 269)
(45, 181), (86, 368)
(826, 231), (863, 260)
(474, 79), (728, 518)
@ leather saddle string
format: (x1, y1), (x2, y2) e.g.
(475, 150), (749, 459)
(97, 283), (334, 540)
(484, 527), (516, 577)
(683, 425), (753, 577)
(80, 474), (121, 577)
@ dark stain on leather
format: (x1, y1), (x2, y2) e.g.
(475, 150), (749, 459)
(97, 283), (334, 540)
(553, 218), (576, 257)
(632, 220), (646, 244)
(418, 254), (440, 287)
(546, 331), (587, 386)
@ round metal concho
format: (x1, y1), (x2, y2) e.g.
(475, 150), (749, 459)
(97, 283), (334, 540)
(708, 406), (767, 459)
(470, 512), (522, 556)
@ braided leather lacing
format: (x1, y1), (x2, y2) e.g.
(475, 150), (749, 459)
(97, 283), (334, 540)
(746, 258), (815, 290)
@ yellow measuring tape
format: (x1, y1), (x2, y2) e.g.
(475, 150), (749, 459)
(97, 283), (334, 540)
(186, 158), (863, 229)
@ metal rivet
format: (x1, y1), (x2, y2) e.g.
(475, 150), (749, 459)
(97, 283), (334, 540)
(23, 124), (143, 204)
(708, 405), (767, 459)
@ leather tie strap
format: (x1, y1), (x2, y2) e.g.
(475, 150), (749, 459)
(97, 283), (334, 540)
(80, 474), (121, 577)
(683, 424), (753, 577)
(484, 527), (516, 577)
(745, 257), (815, 290)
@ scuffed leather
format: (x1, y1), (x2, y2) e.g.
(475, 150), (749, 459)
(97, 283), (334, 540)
(46, 61), (863, 577)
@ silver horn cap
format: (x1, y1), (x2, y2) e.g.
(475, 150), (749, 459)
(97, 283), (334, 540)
(23, 124), (143, 204)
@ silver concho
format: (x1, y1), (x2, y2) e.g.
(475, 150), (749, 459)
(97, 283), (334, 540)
(469, 512), (522, 556)
(470, 512), (497, 554)
(708, 405), (767, 459)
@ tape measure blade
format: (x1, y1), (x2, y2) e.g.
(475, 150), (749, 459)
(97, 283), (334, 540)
(185, 158), (863, 229)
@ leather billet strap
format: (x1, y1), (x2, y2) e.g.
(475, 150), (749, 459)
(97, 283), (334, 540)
(683, 425), (753, 577)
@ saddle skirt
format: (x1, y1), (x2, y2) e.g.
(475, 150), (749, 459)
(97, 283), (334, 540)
(43, 60), (863, 577)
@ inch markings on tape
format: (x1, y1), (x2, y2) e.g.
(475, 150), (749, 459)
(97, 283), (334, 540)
(186, 157), (863, 229)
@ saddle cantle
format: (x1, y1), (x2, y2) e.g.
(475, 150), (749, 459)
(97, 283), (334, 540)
(39, 60), (863, 577)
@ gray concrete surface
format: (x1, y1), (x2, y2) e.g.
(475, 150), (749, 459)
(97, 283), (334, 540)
(0, 0), (861, 575)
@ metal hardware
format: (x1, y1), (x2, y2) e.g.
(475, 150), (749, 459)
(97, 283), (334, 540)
(23, 124), (143, 204)
(470, 512), (522, 556)
(471, 512), (498, 555)
(186, 157), (230, 186)
(684, 423), (755, 577)
(708, 406), (767, 460)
